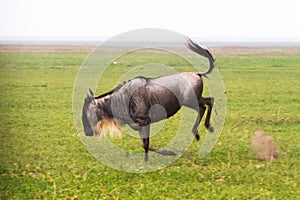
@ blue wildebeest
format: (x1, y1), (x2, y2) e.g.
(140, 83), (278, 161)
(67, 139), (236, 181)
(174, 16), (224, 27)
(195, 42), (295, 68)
(82, 38), (215, 161)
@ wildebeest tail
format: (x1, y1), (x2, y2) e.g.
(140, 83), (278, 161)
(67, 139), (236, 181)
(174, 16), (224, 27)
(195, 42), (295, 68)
(186, 38), (215, 76)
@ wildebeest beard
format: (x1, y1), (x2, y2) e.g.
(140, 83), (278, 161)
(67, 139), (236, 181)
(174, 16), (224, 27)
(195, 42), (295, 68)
(93, 118), (122, 138)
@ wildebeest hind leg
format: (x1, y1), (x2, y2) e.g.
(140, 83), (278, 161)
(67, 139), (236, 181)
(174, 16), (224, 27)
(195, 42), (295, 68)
(204, 97), (214, 132)
(192, 106), (206, 141)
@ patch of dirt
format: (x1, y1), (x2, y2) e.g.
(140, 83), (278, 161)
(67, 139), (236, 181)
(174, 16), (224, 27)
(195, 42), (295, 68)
(0, 45), (94, 52)
(211, 46), (300, 56)
(1, 45), (300, 56)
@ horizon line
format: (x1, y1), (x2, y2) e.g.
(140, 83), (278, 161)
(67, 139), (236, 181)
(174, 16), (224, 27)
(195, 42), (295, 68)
(1, 36), (300, 41)
(1, 37), (300, 47)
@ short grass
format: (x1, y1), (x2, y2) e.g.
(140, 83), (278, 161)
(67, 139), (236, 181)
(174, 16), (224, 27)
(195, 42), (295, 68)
(0, 46), (299, 199)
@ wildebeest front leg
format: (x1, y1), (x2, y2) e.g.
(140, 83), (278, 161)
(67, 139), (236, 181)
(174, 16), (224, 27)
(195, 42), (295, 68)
(139, 126), (176, 162)
(139, 126), (150, 162)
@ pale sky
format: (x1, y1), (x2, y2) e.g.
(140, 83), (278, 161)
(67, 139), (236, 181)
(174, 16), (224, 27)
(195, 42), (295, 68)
(1, 0), (300, 40)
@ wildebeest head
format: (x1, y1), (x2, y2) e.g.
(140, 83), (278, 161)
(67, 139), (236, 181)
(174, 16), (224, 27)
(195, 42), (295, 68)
(82, 89), (121, 137)
(82, 89), (98, 136)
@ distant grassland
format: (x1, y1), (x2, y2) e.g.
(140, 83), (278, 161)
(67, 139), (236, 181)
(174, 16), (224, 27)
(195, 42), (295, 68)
(0, 45), (299, 199)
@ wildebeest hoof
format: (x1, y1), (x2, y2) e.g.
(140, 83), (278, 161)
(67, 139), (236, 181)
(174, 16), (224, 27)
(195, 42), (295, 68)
(208, 125), (214, 132)
(144, 153), (149, 162)
(195, 133), (200, 141)
(159, 150), (176, 156)
(165, 151), (176, 156)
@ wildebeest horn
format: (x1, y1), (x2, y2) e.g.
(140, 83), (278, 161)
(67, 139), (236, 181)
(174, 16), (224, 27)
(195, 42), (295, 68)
(88, 88), (96, 105)
(89, 88), (94, 97)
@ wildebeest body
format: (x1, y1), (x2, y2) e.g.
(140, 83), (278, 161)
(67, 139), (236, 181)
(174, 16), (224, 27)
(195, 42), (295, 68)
(127, 73), (203, 126)
(129, 82), (181, 125)
(82, 38), (215, 161)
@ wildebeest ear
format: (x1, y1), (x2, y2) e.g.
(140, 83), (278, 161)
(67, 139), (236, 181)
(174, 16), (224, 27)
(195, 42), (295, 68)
(88, 89), (97, 105)
(89, 88), (94, 97)
(86, 93), (93, 100)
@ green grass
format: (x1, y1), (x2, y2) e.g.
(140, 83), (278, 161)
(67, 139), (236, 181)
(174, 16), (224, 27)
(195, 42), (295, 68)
(0, 46), (300, 199)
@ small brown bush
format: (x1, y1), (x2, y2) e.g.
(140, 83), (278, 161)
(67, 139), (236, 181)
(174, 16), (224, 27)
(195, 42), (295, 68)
(251, 131), (278, 162)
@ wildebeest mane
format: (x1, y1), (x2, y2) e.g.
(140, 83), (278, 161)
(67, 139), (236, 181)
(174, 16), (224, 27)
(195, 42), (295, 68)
(95, 76), (151, 100)
(95, 81), (127, 99)
(134, 76), (151, 83)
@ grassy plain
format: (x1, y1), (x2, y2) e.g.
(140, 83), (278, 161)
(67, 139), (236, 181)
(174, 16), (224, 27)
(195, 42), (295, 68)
(0, 45), (299, 199)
